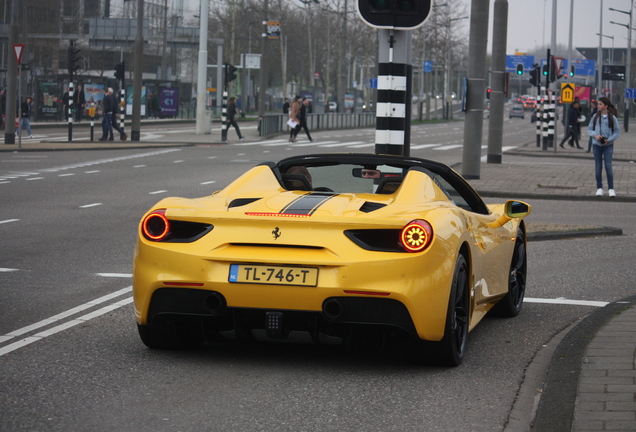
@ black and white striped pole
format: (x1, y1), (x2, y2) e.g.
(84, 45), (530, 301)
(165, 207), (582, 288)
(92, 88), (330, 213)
(67, 40), (81, 142)
(356, 0), (431, 157)
(375, 30), (412, 156)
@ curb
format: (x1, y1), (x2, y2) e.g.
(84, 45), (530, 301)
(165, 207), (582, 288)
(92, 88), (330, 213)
(527, 226), (623, 242)
(530, 294), (636, 431)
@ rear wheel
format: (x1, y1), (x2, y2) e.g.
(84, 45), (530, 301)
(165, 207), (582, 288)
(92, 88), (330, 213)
(137, 318), (205, 350)
(492, 227), (527, 317)
(414, 254), (470, 367)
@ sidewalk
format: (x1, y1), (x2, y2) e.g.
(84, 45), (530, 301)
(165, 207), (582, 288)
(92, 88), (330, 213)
(3, 118), (636, 431)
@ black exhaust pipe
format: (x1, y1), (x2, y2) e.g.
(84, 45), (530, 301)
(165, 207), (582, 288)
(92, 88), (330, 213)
(323, 299), (343, 319)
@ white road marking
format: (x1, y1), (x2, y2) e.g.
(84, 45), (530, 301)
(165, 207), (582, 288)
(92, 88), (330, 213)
(79, 203), (102, 208)
(58, 173), (75, 177)
(0, 268), (19, 272)
(0, 219), (19, 224)
(200, 181), (216, 185)
(0, 286), (132, 346)
(525, 297), (609, 307)
(85, 170), (100, 174)
(0, 297), (133, 357)
(149, 190), (167, 195)
(26, 177), (44, 181)
(96, 273), (133, 278)
(411, 144), (441, 149)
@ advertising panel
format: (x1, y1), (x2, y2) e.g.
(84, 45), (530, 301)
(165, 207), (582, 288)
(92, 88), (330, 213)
(159, 87), (179, 117)
(38, 82), (61, 119)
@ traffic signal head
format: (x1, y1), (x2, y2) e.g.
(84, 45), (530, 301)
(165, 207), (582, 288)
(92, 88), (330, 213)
(529, 66), (540, 86)
(68, 46), (81, 75)
(115, 62), (125, 81)
(516, 64), (523, 76)
(486, 87), (491, 99)
(225, 63), (238, 82)
(569, 65), (575, 77)
(357, 0), (431, 30)
(542, 64), (548, 77)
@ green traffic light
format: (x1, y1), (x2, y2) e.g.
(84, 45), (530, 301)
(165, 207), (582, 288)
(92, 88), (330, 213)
(397, 0), (415, 12)
(369, 0), (389, 11)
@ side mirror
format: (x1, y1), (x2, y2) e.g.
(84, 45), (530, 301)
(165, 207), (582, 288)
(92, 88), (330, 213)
(489, 200), (531, 229)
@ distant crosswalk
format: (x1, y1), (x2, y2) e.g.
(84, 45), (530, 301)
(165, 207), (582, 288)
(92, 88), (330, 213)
(234, 138), (518, 153)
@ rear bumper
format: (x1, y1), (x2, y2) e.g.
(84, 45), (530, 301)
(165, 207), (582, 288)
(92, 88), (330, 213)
(145, 287), (420, 343)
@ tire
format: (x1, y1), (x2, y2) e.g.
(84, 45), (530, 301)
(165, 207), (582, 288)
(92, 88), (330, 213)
(492, 227), (527, 317)
(414, 254), (470, 367)
(137, 319), (205, 350)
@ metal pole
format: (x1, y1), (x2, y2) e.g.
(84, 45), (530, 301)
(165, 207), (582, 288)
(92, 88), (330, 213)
(627, 4), (632, 131)
(131, 0), (144, 141)
(487, 0), (508, 164)
(4, 0), (18, 145)
(258, 0), (269, 119)
(598, 0), (603, 97)
(461, 0), (490, 179)
(195, 0), (209, 135)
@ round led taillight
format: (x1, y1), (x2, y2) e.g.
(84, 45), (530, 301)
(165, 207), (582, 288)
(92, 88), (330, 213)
(400, 219), (433, 253)
(142, 209), (170, 241)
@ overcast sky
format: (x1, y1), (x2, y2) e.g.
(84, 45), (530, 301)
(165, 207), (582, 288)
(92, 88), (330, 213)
(182, 0), (633, 55)
(458, 0), (634, 55)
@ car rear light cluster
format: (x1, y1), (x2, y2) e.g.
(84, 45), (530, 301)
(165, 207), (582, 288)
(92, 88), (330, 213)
(141, 209), (213, 243)
(344, 219), (433, 253)
(400, 219), (433, 253)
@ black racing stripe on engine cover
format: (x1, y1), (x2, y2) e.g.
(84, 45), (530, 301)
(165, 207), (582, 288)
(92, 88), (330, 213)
(280, 193), (337, 215)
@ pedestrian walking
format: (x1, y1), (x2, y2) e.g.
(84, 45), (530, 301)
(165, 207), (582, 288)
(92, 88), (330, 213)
(19, 97), (33, 138)
(587, 97), (620, 197)
(296, 98), (313, 142)
(99, 88), (116, 141)
(0, 89), (6, 130)
(74, 84), (86, 122)
(288, 96), (301, 142)
(62, 87), (71, 121)
(586, 100), (598, 153)
(559, 100), (582, 149)
(111, 93), (127, 141)
(226, 97), (244, 140)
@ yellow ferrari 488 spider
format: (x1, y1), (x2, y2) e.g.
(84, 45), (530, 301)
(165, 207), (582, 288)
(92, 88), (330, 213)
(133, 153), (530, 366)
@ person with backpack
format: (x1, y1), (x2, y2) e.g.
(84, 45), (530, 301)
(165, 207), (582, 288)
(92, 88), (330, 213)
(587, 97), (620, 197)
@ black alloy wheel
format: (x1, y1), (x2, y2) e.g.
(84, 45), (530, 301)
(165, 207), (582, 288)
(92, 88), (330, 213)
(492, 227), (527, 317)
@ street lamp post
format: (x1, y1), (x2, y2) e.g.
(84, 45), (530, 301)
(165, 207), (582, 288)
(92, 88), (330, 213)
(610, 4), (633, 132)
(444, 16), (468, 119)
(597, 33), (614, 99)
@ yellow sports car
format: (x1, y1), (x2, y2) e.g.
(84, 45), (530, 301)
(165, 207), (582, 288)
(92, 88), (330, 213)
(133, 153), (530, 366)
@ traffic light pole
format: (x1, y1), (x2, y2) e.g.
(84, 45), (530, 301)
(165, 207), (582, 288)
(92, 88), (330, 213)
(374, 29), (412, 156)
(221, 64), (228, 142)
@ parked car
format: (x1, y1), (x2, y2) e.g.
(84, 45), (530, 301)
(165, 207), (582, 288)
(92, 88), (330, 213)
(133, 153), (531, 366)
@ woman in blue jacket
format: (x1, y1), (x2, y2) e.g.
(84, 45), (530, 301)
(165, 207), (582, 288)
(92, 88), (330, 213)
(587, 97), (620, 197)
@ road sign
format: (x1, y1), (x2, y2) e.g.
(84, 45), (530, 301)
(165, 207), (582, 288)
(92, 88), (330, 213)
(626, 88), (636, 99)
(13, 44), (24, 64)
(424, 61), (432, 73)
(561, 83), (576, 103)
(506, 55), (535, 72)
(369, 78), (378, 89)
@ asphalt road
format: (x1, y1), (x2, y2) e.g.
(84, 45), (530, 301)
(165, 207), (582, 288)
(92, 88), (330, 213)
(1, 118), (634, 431)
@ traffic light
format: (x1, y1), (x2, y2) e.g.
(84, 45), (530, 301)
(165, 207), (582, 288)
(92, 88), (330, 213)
(115, 62), (125, 81)
(542, 64), (548, 77)
(516, 64), (523, 76)
(67, 42), (81, 77)
(225, 63), (238, 83)
(569, 65), (575, 77)
(356, 0), (432, 30)
(486, 87), (491, 99)
(529, 65), (540, 86)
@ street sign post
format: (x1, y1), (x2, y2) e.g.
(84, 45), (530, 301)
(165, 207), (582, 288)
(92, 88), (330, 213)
(561, 83), (576, 103)
(13, 44), (24, 65)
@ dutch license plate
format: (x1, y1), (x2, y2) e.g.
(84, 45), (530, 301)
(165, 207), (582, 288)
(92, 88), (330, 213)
(228, 264), (318, 287)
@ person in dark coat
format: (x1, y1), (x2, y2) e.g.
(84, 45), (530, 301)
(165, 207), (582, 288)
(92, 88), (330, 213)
(282, 98), (290, 114)
(74, 84), (86, 122)
(99, 88), (116, 141)
(226, 97), (244, 140)
(295, 98), (313, 142)
(559, 100), (582, 149)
